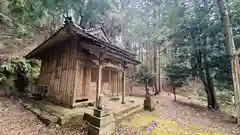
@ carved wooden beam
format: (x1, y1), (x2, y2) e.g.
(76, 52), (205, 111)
(121, 62), (131, 69)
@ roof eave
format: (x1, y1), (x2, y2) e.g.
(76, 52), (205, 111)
(25, 23), (72, 59)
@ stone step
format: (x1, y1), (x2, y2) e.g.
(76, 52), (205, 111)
(74, 100), (95, 108)
(220, 111), (237, 124)
(20, 99), (58, 126)
(115, 105), (143, 122)
(114, 104), (141, 117)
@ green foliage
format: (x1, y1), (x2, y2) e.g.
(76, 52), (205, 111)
(162, 0), (235, 91)
(0, 0), (116, 38)
(216, 90), (234, 105)
(213, 55), (233, 91)
(164, 63), (191, 88)
(0, 58), (40, 92)
(135, 65), (155, 88)
(0, 0), (237, 109)
(156, 0), (239, 110)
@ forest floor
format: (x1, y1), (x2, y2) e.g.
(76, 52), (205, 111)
(118, 93), (240, 135)
(0, 91), (239, 135)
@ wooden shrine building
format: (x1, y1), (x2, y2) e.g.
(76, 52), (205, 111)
(26, 18), (139, 108)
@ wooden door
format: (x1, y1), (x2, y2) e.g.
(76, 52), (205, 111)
(111, 71), (117, 96)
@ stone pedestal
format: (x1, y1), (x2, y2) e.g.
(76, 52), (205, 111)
(144, 96), (155, 112)
(93, 108), (109, 117)
(86, 109), (115, 135)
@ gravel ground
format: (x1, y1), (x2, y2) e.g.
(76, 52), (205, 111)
(0, 97), (88, 135)
(1, 93), (240, 135)
(0, 97), (141, 135)
(148, 93), (240, 135)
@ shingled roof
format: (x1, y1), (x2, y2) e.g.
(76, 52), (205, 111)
(85, 25), (112, 43)
(26, 19), (139, 65)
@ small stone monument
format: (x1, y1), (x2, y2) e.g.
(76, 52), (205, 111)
(144, 88), (155, 111)
(98, 94), (104, 110)
(87, 94), (116, 135)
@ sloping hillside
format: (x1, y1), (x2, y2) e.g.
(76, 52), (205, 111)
(0, 25), (51, 58)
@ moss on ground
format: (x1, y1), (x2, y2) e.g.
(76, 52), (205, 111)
(121, 114), (229, 135)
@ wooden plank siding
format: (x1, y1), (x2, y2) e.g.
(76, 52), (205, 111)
(37, 38), (127, 107)
(37, 39), (78, 107)
(72, 40), (100, 105)
(74, 41), (91, 103)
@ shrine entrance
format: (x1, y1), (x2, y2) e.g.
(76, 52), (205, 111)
(89, 68), (122, 100)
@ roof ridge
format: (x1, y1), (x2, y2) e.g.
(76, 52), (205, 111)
(72, 25), (136, 57)
(85, 25), (102, 32)
(26, 19), (138, 60)
(72, 21), (84, 31)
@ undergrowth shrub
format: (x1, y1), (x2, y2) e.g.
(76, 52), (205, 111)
(135, 65), (155, 91)
(0, 58), (40, 94)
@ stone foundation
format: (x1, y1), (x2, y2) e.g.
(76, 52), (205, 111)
(144, 97), (155, 111)
(85, 109), (115, 135)
(88, 121), (115, 135)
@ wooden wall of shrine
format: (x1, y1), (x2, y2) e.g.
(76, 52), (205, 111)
(38, 39), (78, 107)
(37, 38), (125, 107)
(89, 69), (122, 97)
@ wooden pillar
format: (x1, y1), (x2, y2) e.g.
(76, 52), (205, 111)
(108, 70), (111, 90)
(109, 70), (114, 96)
(121, 70), (126, 104)
(96, 62), (103, 108)
(119, 71), (122, 96)
(117, 71), (120, 95)
(121, 64), (128, 104)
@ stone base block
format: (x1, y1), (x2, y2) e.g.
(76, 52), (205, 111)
(93, 108), (109, 117)
(88, 113), (114, 127)
(144, 97), (155, 112)
(85, 111), (116, 135)
(88, 120), (115, 135)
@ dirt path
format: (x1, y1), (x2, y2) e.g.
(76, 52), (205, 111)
(0, 97), (88, 135)
(0, 93), (239, 135)
(119, 93), (240, 135)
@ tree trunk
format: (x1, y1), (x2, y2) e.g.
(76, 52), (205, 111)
(130, 85), (133, 96)
(140, 44), (143, 63)
(147, 44), (150, 68)
(216, 0), (240, 122)
(216, 0), (235, 55)
(157, 46), (163, 92)
(206, 73), (219, 110)
(173, 87), (176, 101)
(199, 68), (219, 110)
(158, 45), (162, 92)
(49, 14), (56, 36)
(203, 51), (219, 110)
(144, 80), (148, 93)
(203, 82), (219, 110)
(153, 44), (159, 95)
(79, 0), (92, 28)
(194, 32), (219, 110)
